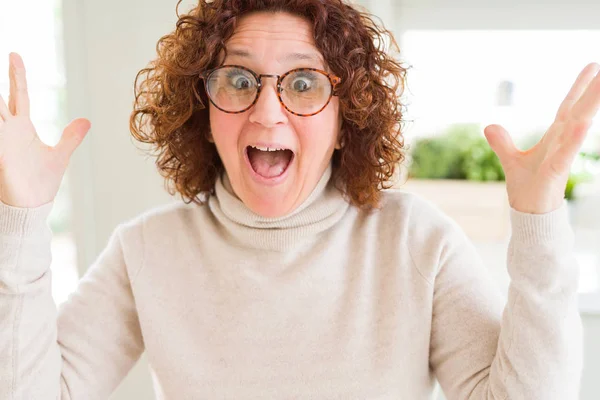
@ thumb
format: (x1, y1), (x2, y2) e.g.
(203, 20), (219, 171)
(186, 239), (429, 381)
(56, 118), (91, 160)
(483, 124), (517, 165)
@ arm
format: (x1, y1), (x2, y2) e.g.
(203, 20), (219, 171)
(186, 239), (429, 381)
(0, 200), (145, 400)
(429, 203), (583, 400)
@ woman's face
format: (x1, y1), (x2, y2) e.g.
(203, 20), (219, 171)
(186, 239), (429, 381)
(209, 11), (341, 218)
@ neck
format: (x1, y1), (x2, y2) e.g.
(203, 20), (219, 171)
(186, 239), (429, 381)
(208, 164), (350, 251)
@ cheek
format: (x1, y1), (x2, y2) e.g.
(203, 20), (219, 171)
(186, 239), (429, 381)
(297, 108), (341, 156)
(209, 108), (244, 162)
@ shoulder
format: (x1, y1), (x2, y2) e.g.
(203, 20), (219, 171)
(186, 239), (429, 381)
(115, 200), (205, 244)
(377, 188), (460, 234)
(105, 201), (206, 278)
(375, 188), (471, 281)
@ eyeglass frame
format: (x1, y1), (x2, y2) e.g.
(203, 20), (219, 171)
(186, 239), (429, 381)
(200, 64), (342, 117)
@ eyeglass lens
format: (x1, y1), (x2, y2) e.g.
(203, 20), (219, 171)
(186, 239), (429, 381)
(205, 66), (333, 115)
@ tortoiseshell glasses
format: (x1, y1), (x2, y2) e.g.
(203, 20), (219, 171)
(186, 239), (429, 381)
(201, 65), (341, 117)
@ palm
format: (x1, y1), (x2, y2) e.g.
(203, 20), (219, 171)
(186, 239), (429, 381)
(0, 116), (45, 163)
(485, 63), (600, 214)
(0, 53), (90, 208)
(0, 117), (63, 207)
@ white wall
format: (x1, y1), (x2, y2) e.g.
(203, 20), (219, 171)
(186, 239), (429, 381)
(60, 0), (600, 399)
(62, 0), (193, 275)
(363, 0), (600, 31)
(61, 0), (192, 398)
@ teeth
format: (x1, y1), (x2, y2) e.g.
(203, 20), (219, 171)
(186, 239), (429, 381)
(250, 145), (287, 152)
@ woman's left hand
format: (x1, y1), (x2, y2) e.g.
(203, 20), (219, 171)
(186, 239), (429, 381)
(484, 62), (600, 214)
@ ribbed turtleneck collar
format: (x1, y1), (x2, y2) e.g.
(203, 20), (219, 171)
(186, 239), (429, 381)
(208, 164), (350, 252)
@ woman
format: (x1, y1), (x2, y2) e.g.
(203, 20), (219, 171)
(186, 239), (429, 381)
(1, 0), (598, 398)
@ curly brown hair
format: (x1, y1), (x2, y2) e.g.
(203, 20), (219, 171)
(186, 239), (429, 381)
(130, 0), (408, 209)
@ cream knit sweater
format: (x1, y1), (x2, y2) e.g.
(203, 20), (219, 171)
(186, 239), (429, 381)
(0, 165), (583, 399)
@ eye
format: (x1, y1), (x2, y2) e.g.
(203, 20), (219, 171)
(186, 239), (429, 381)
(231, 75), (252, 89)
(225, 69), (255, 90)
(290, 76), (312, 92)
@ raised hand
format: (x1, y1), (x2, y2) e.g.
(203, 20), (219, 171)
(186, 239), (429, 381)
(484, 62), (600, 214)
(0, 52), (91, 208)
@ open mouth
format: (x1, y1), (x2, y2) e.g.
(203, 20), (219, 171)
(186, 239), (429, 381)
(245, 145), (295, 179)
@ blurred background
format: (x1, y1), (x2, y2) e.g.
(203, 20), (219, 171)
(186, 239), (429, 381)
(0, 0), (598, 398)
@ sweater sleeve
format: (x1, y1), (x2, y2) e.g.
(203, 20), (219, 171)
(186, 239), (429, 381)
(428, 202), (583, 400)
(0, 200), (145, 400)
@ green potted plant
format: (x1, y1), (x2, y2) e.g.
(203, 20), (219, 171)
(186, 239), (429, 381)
(408, 123), (505, 182)
(565, 172), (592, 201)
(402, 123), (509, 241)
(403, 126), (599, 236)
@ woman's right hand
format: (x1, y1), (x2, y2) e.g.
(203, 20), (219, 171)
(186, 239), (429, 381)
(0, 52), (91, 208)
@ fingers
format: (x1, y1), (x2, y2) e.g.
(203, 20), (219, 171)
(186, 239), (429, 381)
(569, 62), (600, 122)
(8, 53), (30, 117)
(484, 124), (518, 166)
(0, 95), (10, 121)
(550, 118), (592, 173)
(56, 118), (91, 160)
(555, 62), (600, 122)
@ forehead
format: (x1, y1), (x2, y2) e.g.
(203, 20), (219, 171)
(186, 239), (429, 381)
(224, 12), (325, 68)
(231, 12), (314, 41)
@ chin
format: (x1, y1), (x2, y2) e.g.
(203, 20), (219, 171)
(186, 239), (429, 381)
(224, 143), (328, 218)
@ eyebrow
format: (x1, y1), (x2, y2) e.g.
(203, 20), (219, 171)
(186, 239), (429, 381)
(226, 48), (324, 65)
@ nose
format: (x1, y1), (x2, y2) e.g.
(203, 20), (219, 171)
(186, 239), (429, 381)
(248, 77), (288, 128)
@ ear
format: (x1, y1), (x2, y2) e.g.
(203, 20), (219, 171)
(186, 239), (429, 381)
(207, 131), (214, 143)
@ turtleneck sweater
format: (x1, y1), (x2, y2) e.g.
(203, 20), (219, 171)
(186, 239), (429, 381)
(0, 164), (583, 400)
